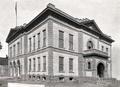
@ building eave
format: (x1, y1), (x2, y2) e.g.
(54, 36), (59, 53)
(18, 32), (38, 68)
(6, 3), (114, 43)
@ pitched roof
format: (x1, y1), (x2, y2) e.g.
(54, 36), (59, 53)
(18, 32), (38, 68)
(6, 25), (25, 43)
(6, 3), (114, 43)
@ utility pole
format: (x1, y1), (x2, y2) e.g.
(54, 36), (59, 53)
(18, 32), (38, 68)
(15, 1), (18, 27)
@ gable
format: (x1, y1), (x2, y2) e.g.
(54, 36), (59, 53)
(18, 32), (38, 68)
(6, 3), (114, 43)
(6, 29), (18, 42)
(82, 20), (103, 34)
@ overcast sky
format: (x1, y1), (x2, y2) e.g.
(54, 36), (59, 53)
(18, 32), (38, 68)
(0, 0), (120, 79)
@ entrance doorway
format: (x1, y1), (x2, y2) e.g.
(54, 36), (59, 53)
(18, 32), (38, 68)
(97, 63), (105, 78)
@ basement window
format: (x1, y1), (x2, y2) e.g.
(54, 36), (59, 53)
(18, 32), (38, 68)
(37, 76), (40, 80)
(32, 75), (36, 79)
(29, 75), (31, 79)
(69, 77), (73, 81)
(59, 77), (64, 81)
(42, 76), (46, 81)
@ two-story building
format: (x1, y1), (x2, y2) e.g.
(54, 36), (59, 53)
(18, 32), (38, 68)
(6, 3), (114, 81)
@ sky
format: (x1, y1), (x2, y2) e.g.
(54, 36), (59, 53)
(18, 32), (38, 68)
(0, 0), (120, 79)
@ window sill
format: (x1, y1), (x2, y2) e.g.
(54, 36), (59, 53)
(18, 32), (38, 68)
(69, 71), (74, 73)
(37, 70), (41, 72)
(32, 50), (36, 52)
(42, 70), (46, 72)
(37, 48), (40, 50)
(69, 49), (74, 52)
(58, 47), (66, 51)
(42, 46), (46, 48)
(59, 71), (65, 73)
(85, 69), (93, 71)
(32, 71), (36, 72)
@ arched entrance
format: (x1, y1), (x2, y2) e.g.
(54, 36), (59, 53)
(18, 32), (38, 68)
(97, 63), (105, 78)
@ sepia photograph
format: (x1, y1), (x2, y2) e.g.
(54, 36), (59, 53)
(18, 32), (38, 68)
(0, 0), (120, 87)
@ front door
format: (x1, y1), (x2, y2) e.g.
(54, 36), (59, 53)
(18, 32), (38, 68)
(97, 63), (105, 78)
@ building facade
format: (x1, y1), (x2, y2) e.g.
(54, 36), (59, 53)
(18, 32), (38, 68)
(0, 57), (8, 77)
(6, 3), (114, 81)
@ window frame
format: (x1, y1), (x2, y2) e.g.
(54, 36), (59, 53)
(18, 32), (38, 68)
(10, 47), (12, 57)
(37, 33), (40, 49)
(101, 46), (104, 51)
(17, 42), (20, 55)
(59, 56), (64, 72)
(13, 44), (16, 57)
(29, 59), (31, 72)
(88, 62), (91, 70)
(69, 34), (73, 50)
(29, 38), (32, 52)
(33, 58), (36, 72)
(37, 57), (41, 72)
(87, 40), (94, 50)
(43, 56), (46, 72)
(59, 30), (64, 48)
(69, 58), (73, 73)
(33, 35), (36, 51)
(43, 29), (46, 47)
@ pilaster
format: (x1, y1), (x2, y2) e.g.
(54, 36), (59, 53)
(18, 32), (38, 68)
(78, 31), (84, 76)
(92, 58), (97, 78)
(24, 34), (28, 80)
(47, 19), (53, 76)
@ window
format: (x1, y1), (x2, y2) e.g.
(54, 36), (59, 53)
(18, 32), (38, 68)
(43, 56), (46, 72)
(42, 76), (46, 81)
(87, 41), (93, 50)
(69, 34), (73, 50)
(88, 62), (91, 69)
(17, 42), (20, 55)
(59, 30), (64, 48)
(21, 38), (22, 54)
(101, 46), (104, 51)
(37, 76), (40, 80)
(37, 33), (40, 49)
(33, 35), (35, 51)
(43, 30), (46, 47)
(13, 45), (16, 56)
(69, 58), (73, 72)
(59, 56), (64, 72)
(29, 59), (31, 72)
(10, 47), (12, 57)
(69, 77), (73, 81)
(38, 57), (40, 71)
(29, 38), (31, 52)
(33, 58), (36, 72)
(106, 48), (108, 53)
(59, 77), (64, 81)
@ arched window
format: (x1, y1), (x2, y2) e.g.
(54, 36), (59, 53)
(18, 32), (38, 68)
(88, 62), (91, 69)
(10, 62), (12, 67)
(13, 61), (16, 76)
(87, 41), (94, 50)
(17, 60), (20, 77)
(10, 62), (13, 76)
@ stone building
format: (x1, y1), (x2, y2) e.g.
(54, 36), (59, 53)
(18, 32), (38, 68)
(0, 57), (8, 76)
(6, 3), (114, 81)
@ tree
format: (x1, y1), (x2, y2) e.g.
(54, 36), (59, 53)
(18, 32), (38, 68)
(0, 42), (2, 50)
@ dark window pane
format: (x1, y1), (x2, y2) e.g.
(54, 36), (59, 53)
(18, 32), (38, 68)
(59, 56), (64, 72)
(59, 31), (64, 48)
(43, 30), (46, 47)
(43, 56), (46, 71)
(69, 58), (73, 72)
